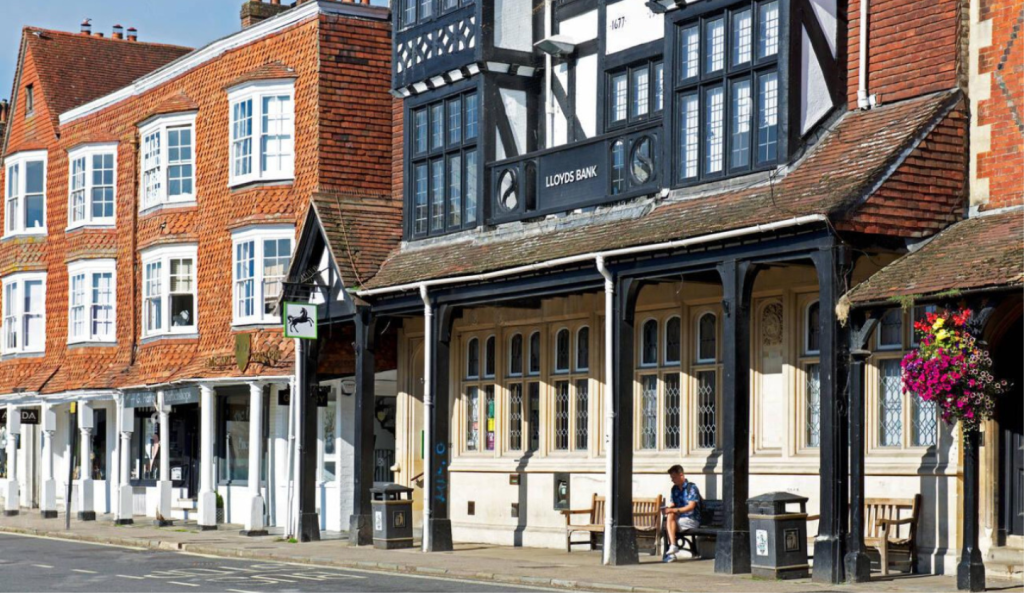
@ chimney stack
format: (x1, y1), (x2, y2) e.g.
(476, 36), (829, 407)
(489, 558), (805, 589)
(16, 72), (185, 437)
(240, 0), (290, 29)
(81, 19), (92, 36)
(0, 100), (9, 125)
(112, 24), (124, 39)
(127, 27), (138, 42)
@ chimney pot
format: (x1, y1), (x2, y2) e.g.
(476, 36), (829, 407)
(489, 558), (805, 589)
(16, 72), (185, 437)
(127, 27), (138, 42)
(81, 18), (92, 36)
(112, 24), (124, 39)
(94, 32), (104, 38)
(0, 100), (9, 125)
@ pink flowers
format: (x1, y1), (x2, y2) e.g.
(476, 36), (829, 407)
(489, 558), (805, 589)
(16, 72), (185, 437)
(901, 307), (1006, 434)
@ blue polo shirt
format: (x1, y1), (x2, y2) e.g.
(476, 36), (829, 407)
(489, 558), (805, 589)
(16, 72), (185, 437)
(670, 480), (701, 519)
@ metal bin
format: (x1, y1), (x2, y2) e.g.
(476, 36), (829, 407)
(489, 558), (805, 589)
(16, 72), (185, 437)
(748, 491), (810, 579)
(371, 483), (414, 549)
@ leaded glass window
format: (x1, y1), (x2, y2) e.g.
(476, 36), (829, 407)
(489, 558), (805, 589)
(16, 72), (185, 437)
(528, 382), (540, 451)
(664, 373), (681, 449)
(509, 334), (523, 376)
(555, 328), (570, 373)
(528, 331), (541, 375)
(555, 381), (570, 450)
(806, 363), (821, 447)
(698, 313), (717, 362)
(879, 359), (903, 447)
(467, 337), (479, 378)
(806, 301), (820, 354)
(641, 375), (658, 449)
(697, 370), (717, 449)
(878, 308), (902, 349)
(484, 386), (495, 451)
(484, 336), (496, 378)
(575, 379), (589, 451)
(509, 383), (524, 451)
(665, 317), (681, 364)
(911, 394), (937, 447)
(576, 327), (590, 372)
(641, 319), (658, 366)
(466, 386), (480, 451)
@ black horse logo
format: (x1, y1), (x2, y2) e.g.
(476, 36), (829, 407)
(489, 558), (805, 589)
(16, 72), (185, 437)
(287, 307), (314, 334)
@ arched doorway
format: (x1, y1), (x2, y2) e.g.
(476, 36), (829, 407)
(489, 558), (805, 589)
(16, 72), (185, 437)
(993, 313), (1023, 541)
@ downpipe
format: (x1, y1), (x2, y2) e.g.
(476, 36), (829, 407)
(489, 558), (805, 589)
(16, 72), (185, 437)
(595, 256), (615, 565)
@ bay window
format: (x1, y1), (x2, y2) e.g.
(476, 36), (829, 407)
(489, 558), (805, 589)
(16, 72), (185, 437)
(67, 144), (117, 228)
(228, 80), (295, 187)
(67, 260), (116, 344)
(2, 272), (46, 355)
(139, 114), (196, 210)
(4, 150), (47, 236)
(675, 0), (779, 184)
(141, 245), (197, 337)
(231, 226), (294, 325)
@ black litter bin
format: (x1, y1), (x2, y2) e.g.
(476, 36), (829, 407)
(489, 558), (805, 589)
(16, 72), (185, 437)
(748, 492), (810, 579)
(371, 483), (414, 549)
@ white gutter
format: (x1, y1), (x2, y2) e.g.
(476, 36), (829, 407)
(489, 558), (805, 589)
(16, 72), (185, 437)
(595, 256), (615, 565)
(857, 0), (875, 109)
(358, 215), (828, 298)
(419, 285), (434, 552)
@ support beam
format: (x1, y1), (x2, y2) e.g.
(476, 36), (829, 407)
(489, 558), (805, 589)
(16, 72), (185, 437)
(116, 401), (134, 525)
(78, 402), (95, 521)
(958, 429), (985, 591)
(243, 382), (268, 536)
(299, 337), (322, 542)
(155, 392), (173, 526)
(350, 307), (377, 546)
(40, 404), (57, 518)
(811, 246), (852, 585)
(607, 274), (641, 565)
(845, 311), (879, 584)
(4, 407), (19, 516)
(714, 259), (756, 575)
(198, 385), (217, 530)
(425, 303), (456, 552)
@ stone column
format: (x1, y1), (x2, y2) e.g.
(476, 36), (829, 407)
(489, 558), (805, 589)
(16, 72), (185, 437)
(78, 402), (95, 521)
(116, 400), (134, 525)
(155, 391), (173, 526)
(40, 404), (57, 518)
(243, 382), (267, 536)
(198, 385), (217, 530)
(4, 407), (20, 516)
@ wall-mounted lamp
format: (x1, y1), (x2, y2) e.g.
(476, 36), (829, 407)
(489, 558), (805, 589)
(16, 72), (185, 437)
(534, 35), (576, 58)
(340, 379), (356, 396)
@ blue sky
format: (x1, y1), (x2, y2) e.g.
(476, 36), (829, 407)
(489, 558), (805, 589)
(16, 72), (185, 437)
(1, 0), (242, 101)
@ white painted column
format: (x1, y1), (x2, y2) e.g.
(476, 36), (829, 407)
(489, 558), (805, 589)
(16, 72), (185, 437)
(198, 385), (217, 529)
(244, 382), (267, 535)
(116, 399), (135, 524)
(4, 407), (20, 515)
(155, 391), (172, 525)
(78, 402), (95, 520)
(40, 404), (57, 517)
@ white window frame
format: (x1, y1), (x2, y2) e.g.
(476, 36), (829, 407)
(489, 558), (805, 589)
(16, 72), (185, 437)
(695, 312), (718, 364)
(639, 318), (660, 368)
(4, 150), (48, 237)
(138, 113), (197, 211)
(876, 308), (904, 351)
(67, 259), (116, 344)
(67, 143), (118, 229)
(140, 244), (198, 338)
(227, 80), (296, 187)
(2, 271), (46, 355)
(230, 225), (294, 326)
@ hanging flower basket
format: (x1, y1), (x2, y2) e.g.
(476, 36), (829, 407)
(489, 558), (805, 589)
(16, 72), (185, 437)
(901, 308), (1008, 434)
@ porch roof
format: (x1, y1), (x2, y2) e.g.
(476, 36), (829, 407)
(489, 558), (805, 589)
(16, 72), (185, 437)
(845, 207), (1024, 305)
(363, 90), (965, 291)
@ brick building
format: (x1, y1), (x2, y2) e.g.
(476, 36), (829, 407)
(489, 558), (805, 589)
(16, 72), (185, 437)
(0, 0), (398, 537)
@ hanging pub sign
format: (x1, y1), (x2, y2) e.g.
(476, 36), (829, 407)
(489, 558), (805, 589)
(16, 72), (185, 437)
(283, 302), (317, 340)
(124, 392), (157, 409)
(18, 407), (41, 425)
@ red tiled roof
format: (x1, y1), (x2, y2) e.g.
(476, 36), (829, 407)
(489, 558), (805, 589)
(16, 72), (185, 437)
(225, 60), (298, 89)
(142, 90), (200, 121)
(845, 209), (1024, 304)
(22, 27), (192, 127)
(310, 191), (404, 288)
(364, 91), (965, 290)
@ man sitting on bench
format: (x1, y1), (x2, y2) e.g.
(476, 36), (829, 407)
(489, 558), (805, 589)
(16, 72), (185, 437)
(663, 464), (702, 562)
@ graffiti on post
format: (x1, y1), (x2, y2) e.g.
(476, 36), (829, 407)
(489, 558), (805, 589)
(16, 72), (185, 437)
(433, 442), (448, 503)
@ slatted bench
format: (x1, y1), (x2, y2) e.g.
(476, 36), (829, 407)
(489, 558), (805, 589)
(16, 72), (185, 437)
(808, 495), (920, 575)
(563, 493), (664, 555)
(670, 499), (725, 559)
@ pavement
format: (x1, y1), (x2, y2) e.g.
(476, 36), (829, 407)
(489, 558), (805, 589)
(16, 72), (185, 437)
(0, 511), (1020, 593)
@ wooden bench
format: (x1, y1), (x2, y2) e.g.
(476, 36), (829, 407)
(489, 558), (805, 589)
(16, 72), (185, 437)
(562, 494), (664, 555)
(808, 495), (920, 575)
(670, 499), (725, 559)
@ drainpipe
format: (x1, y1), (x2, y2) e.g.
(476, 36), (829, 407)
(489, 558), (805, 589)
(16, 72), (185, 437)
(595, 256), (614, 565)
(419, 284), (433, 552)
(857, 0), (874, 109)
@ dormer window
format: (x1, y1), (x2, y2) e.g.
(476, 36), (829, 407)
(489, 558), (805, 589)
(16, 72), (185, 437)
(675, 0), (779, 184)
(139, 113), (196, 211)
(228, 80), (295, 187)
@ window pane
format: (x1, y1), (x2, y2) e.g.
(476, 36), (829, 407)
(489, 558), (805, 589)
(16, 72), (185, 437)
(806, 364), (821, 447)
(23, 280), (43, 350)
(25, 160), (44, 229)
(262, 238), (291, 316)
(91, 154), (115, 219)
(575, 379), (589, 450)
(414, 109), (428, 155)
(233, 100), (253, 177)
(611, 73), (628, 123)
(879, 359), (903, 447)
(221, 395), (250, 482)
(705, 86), (725, 175)
(730, 79), (752, 169)
(705, 18), (725, 73)
(430, 159), (444, 231)
(666, 317), (681, 364)
(70, 157), (87, 223)
(430, 103), (444, 150)
(414, 163), (428, 234)
(509, 383), (523, 450)
(145, 262), (163, 332)
(70, 274), (86, 339)
(699, 313), (717, 361)
(467, 337), (479, 378)
(168, 127), (194, 196)
(631, 67), (650, 118)
(807, 302), (820, 353)
(484, 386), (496, 451)
(576, 327), (589, 371)
(464, 93), (479, 140)
(509, 334), (523, 375)
(92, 272), (114, 339)
(879, 308), (902, 347)
(911, 304), (937, 345)
(664, 373), (681, 449)
(484, 336), (495, 377)
(528, 382), (540, 452)
(678, 93), (699, 180)
(464, 150), (478, 225)
(640, 375), (658, 449)
(142, 132), (162, 207)
(679, 25), (700, 80)
(555, 328), (570, 372)
(170, 258), (194, 328)
(323, 400), (337, 480)
(611, 140), (626, 195)
(911, 395), (937, 447)
(236, 241), (255, 319)
(641, 319), (658, 365)
(758, 0), (780, 58)
(448, 154), (462, 228)
(447, 98), (462, 145)
(528, 331), (541, 375)
(554, 381), (570, 450)
(466, 386), (480, 451)
(733, 8), (753, 65)
(697, 370), (717, 448)
(419, 0), (433, 20)
(757, 71), (778, 163)
(261, 95), (294, 176)
(653, 62), (664, 112)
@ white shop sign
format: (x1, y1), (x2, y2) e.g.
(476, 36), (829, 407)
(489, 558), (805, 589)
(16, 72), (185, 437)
(606, 0), (664, 55)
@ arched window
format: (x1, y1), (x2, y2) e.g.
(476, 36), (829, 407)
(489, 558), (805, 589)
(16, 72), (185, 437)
(697, 313), (716, 362)
(665, 316), (681, 364)
(641, 319), (659, 366)
(484, 335), (496, 378)
(528, 331), (541, 375)
(554, 328), (570, 373)
(576, 326), (590, 372)
(509, 333), (523, 376)
(805, 301), (820, 354)
(466, 337), (479, 378)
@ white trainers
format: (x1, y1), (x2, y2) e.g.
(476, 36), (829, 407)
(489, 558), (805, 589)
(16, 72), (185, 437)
(666, 544), (680, 556)
(663, 553), (677, 563)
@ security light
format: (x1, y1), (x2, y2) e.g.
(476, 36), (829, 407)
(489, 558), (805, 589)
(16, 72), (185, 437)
(534, 35), (576, 57)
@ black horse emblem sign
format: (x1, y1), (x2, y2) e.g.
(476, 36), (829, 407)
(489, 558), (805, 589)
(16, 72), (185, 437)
(283, 302), (317, 339)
